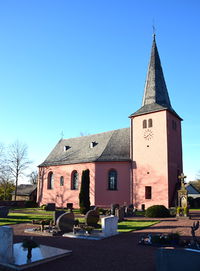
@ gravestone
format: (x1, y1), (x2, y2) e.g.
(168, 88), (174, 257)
(0, 206), (9, 218)
(66, 203), (73, 211)
(46, 203), (56, 211)
(56, 212), (75, 232)
(177, 173), (189, 218)
(101, 215), (118, 237)
(110, 204), (119, 215)
(115, 207), (124, 222)
(85, 207), (99, 227)
(0, 226), (13, 263)
(53, 210), (65, 225)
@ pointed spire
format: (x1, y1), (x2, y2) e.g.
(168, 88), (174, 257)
(142, 35), (172, 108)
(130, 35), (181, 120)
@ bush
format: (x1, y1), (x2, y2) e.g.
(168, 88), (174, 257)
(145, 205), (170, 218)
(24, 201), (38, 208)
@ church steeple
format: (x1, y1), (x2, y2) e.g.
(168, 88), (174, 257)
(130, 35), (181, 119)
(142, 35), (172, 108)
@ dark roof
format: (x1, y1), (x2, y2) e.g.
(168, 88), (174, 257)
(130, 35), (182, 120)
(12, 184), (37, 196)
(186, 184), (200, 194)
(39, 128), (130, 167)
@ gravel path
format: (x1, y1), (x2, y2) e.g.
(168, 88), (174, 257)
(11, 212), (200, 271)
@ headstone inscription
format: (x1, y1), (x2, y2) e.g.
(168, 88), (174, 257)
(0, 226), (13, 263)
(56, 212), (75, 232)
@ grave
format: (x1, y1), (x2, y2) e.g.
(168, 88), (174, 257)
(0, 206), (9, 218)
(45, 203), (56, 211)
(56, 212), (75, 232)
(0, 226), (72, 270)
(85, 207), (100, 227)
(53, 210), (66, 224)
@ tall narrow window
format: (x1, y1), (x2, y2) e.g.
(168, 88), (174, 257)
(145, 186), (152, 199)
(60, 176), (64, 186)
(148, 119), (153, 128)
(47, 172), (54, 189)
(71, 171), (79, 190)
(108, 170), (117, 190)
(143, 120), (147, 129)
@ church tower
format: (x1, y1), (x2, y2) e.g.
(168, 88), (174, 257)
(130, 35), (183, 209)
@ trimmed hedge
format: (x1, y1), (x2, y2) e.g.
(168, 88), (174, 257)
(145, 205), (170, 218)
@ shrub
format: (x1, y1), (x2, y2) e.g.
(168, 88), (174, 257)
(145, 205), (170, 218)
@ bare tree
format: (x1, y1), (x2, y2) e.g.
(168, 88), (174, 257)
(7, 141), (31, 200)
(28, 170), (38, 185)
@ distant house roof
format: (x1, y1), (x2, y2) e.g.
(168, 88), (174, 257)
(39, 128), (130, 167)
(12, 184), (37, 196)
(186, 184), (200, 195)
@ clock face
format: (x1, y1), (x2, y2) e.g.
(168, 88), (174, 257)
(144, 129), (153, 140)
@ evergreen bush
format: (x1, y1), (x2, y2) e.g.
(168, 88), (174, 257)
(145, 205), (170, 218)
(79, 169), (90, 214)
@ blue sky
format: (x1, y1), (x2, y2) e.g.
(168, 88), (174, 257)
(0, 0), (199, 182)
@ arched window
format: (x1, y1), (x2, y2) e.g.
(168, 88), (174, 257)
(108, 170), (117, 190)
(148, 118), (153, 128)
(71, 171), (79, 190)
(143, 120), (147, 129)
(47, 172), (54, 189)
(60, 176), (64, 186)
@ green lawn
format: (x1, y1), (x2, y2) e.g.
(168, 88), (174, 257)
(0, 209), (159, 233)
(0, 212), (53, 226)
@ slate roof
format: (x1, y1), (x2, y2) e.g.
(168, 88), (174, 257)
(130, 35), (182, 120)
(186, 184), (200, 195)
(39, 128), (130, 167)
(12, 184), (37, 196)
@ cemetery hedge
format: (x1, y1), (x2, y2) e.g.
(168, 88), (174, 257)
(145, 205), (170, 218)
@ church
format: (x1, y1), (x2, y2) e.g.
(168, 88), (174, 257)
(37, 35), (183, 209)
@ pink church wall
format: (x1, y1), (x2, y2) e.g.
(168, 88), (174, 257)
(131, 111), (170, 209)
(37, 163), (96, 208)
(95, 161), (131, 207)
(166, 112), (183, 206)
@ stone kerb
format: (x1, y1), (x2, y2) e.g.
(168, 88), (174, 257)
(0, 226), (13, 263)
(101, 215), (118, 237)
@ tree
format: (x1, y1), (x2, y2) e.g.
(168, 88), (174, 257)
(0, 169), (15, 200)
(28, 170), (38, 185)
(79, 169), (90, 214)
(7, 141), (31, 200)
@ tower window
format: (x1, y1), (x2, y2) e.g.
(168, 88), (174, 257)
(71, 171), (79, 190)
(145, 186), (152, 199)
(60, 176), (64, 186)
(143, 120), (147, 129)
(47, 172), (54, 190)
(148, 119), (153, 128)
(108, 169), (117, 190)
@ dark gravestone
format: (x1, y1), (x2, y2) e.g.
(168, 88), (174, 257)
(85, 207), (99, 227)
(0, 206), (9, 218)
(56, 212), (75, 232)
(53, 210), (65, 225)
(111, 204), (119, 215)
(115, 207), (124, 222)
(46, 203), (56, 211)
(66, 203), (73, 211)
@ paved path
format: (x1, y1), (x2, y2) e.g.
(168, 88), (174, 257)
(11, 212), (200, 271)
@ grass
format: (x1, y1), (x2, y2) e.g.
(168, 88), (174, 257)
(0, 212), (53, 226)
(117, 220), (159, 232)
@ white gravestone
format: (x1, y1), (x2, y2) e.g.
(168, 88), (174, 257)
(0, 226), (13, 263)
(101, 215), (118, 237)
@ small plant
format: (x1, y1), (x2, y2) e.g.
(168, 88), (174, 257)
(145, 205), (170, 218)
(183, 206), (189, 216)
